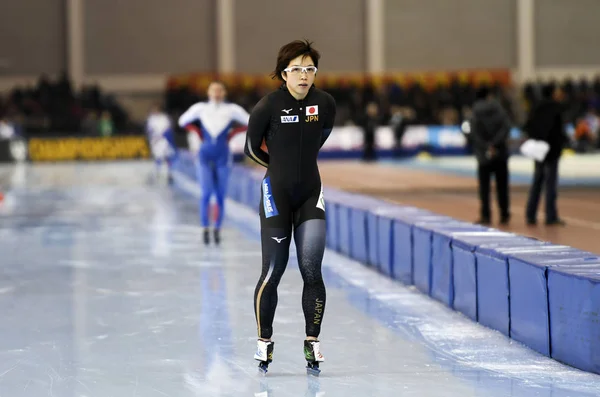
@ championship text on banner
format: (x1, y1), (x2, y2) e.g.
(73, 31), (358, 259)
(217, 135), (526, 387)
(28, 136), (151, 162)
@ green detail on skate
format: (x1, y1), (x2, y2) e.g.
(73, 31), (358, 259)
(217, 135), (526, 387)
(304, 346), (315, 361)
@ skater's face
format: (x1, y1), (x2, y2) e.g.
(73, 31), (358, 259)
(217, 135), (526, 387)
(281, 55), (316, 100)
(207, 82), (226, 103)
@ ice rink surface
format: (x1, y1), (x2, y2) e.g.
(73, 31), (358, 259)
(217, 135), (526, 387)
(1, 161), (600, 397)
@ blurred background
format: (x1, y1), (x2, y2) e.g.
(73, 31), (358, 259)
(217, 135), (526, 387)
(1, 0), (599, 162)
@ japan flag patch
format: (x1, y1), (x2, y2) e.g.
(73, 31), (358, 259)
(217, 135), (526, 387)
(306, 105), (319, 116)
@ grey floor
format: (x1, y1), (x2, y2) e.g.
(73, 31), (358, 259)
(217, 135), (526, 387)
(1, 161), (600, 397)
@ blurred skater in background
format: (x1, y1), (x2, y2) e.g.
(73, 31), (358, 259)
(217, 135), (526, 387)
(178, 81), (249, 245)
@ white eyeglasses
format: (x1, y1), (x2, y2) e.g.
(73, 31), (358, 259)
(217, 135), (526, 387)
(283, 66), (318, 75)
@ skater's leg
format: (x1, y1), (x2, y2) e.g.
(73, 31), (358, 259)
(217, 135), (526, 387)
(212, 158), (230, 243)
(294, 220), (327, 370)
(165, 153), (177, 185)
(254, 179), (292, 340)
(254, 225), (292, 339)
(294, 186), (327, 339)
(195, 157), (215, 243)
(164, 128), (177, 183)
(253, 221), (291, 371)
(214, 164), (229, 228)
(164, 128), (177, 151)
(152, 157), (162, 181)
(293, 219), (327, 338)
(293, 187), (327, 373)
(253, 179), (292, 373)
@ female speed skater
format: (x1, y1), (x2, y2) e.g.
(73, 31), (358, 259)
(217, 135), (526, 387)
(244, 39), (336, 375)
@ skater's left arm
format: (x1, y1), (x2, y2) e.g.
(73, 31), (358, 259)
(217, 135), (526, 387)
(320, 94), (336, 148)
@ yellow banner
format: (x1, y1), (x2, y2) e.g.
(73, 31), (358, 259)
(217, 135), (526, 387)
(29, 136), (150, 162)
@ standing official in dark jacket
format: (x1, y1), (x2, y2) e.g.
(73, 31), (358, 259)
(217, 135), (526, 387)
(470, 87), (512, 225)
(524, 84), (569, 226)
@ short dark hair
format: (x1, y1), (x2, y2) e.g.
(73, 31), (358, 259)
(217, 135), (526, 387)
(271, 39), (321, 81)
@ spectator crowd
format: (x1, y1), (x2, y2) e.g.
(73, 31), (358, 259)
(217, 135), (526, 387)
(2, 71), (600, 153)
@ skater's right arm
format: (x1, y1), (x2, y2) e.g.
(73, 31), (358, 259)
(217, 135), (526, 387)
(244, 96), (271, 168)
(178, 103), (203, 129)
(178, 103), (204, 139)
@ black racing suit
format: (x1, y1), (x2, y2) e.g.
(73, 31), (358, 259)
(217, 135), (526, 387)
(244, 84), (336, 339)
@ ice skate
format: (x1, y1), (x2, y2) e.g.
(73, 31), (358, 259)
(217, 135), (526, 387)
(254, 339), (274, 375)
(304, 339), (324, 376)
(203, 229), (210, 245)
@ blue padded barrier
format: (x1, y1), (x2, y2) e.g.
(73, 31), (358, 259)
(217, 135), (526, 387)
(227, 169), (238, 201)
(347, 196), (387, 265)
(323, 189), (366, 257)
(391, 214), (452, 285)
(325, 189), (387, 264)
(324, 201), (338, 251)
(350, 206), (369, 263)
(367, 209), (379, 268)
(322, 187), (357, 253)
(349, 199), (382, 265)
(240, 173), (253, 208)
(247, 178), (257, 209)
(338, 205), (352, 256)
(253, 173), (263, 209)
(548, 267), (600, 374)
(232, 166), (247, 205)
(507, 248), (600, 356)
(232, 173), (242, 202)
(450, 232), (521, 321)
(428, 225), (493, 307)
(412, 220), (475, 296)
(474, 240), (551, 337)
(371, 206), (431, 278)
(247, 168), (264, 210)
(377, 215), (393, 276)
(392, 220), (414, 284)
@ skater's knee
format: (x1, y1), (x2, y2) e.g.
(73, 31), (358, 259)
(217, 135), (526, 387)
(215, 191), (226, 205)
(257, 265), (286, 289)
(259, 327), (273, 339)
(260, 271), (285, 289)
(201, 192), (212, 204)
(301, 269), (324, 286)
